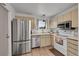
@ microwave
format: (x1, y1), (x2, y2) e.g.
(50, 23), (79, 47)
(57, 21), (72, 30)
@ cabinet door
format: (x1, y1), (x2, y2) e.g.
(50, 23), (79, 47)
(40, 35), (51, 47)
(50, 35), (54, 47)
(40, 36), (46, 47)
(50, 16), (58, 28)
(67, 51), (76, 56)
(50, 19), (54, 28)
(49, 19), (51, 28)
(31, 19), (35, 29)
(45, 35), (51, 46)
(52, 17), (58, 28)
(72, 8), (78, 27)
(66, 11), (72, 21)
(63, 13), (67, 22)
(67, 39), (78, 56)
(58, 15), (63, 24)
(63, 11), (72, 22)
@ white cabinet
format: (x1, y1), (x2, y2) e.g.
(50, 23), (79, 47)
(40, 36), (46, 47)
(57, 6), (78, 27)
(40, 35), (51, 47)
(57, 15), (63, 24)
(63, 11), (72, 22)
(49, 16), (58, 28)
(71, 8), (78, 27)
(67, 39), (78, 56)
(50, 35), (54, 47)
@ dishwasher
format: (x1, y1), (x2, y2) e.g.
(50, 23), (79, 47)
(32, 36), (40, 48)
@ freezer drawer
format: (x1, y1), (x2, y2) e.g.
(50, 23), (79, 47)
(17, 43), (22, 55)
(12, 42), (23, 55)
(13, 41), (31, 55)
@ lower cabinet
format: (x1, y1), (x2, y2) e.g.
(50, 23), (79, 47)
(40, 35), (46, 47)
(67, 39), (78, 56)
(40, 35), (51, 47)
(50, 35), (54, 47)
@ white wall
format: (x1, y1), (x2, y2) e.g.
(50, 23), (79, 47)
(3, 3), (15, 56)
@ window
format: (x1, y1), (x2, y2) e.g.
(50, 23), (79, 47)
(38, 20), (46, 29)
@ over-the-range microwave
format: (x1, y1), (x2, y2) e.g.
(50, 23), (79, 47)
(57, 21), (72, 30)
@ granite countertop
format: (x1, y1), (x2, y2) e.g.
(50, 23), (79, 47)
(32, 32), (78, 40)
(50, 32), (78, 40)
(32, 32), (50, 36)
(67, 36), (78, 40)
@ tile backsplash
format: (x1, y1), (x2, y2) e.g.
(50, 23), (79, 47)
(50, 28), (78, 37)
(32, 29), (50, 34)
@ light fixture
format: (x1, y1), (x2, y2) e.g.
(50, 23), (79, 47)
(42, 14), (46, 20)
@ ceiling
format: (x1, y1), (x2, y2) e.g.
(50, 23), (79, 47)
(10, 3), (76, 17)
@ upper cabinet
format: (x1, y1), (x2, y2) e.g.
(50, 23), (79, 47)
(57, 15), (63, 24)
(31, 18), (36, 29)
(63, 11), (72, 22)
(58, 11), (72, 24)
(49, 16), (58, 28)
(71, 8), (78, 27)
(57, 5), (78, 27)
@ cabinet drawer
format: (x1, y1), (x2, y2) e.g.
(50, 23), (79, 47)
(67, 51), (76, 56)
(67, 39), (78, 45)
(67, 47), (78, 55)
(67, 43), (78, 50)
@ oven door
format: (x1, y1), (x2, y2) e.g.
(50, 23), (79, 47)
(54, 36), (67, 55)
(55, 36), (63, 45)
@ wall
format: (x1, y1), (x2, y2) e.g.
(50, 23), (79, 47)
(3, 3), (15, 56)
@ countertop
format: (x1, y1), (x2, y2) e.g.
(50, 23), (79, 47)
(32, 32), (50, 36)
(55, 33), (78, 41)
(32, 32), (78, 40)
(67, 36), (78, 40)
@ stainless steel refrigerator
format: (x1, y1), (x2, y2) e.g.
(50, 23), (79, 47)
(12, 19), (31, 56)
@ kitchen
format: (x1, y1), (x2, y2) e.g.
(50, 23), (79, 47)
(12, 3), (78, 56)
(30, 4), (78, 56)
(0, 3), (78, 56)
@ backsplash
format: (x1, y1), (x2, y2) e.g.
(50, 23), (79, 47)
(50, 28), (78, 37)
(32, 29), (50, 34)
(32, 27), (78, 37)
